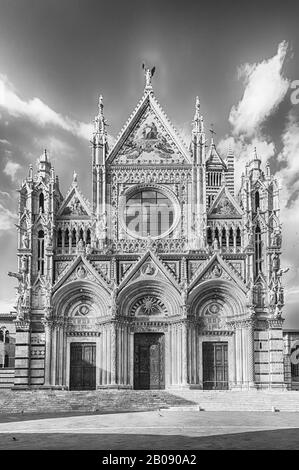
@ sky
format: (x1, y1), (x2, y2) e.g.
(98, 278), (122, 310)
(0, 0), (299, 327)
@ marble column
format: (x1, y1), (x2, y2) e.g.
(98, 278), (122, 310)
(268, 318), (286, 389)
(50, 322), (57, 385)
(13, 320), (31, 388)
(246, 320), (256, 388)
(181, 322), (188, 385)
(43, 319), (52, 386)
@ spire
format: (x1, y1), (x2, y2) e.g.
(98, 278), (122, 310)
(192, 96), (205, 143)
(94, 94), (107, 137)
(37, 148), (51, 178)
(192, 96), (201, 134)
(39, 149), (48, 162)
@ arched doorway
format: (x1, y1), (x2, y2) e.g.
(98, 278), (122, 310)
(117, 278), (181, 390)
(134, 333), (165, 390)
(189, 279), (247, 390)
(51, 280), (110, 390)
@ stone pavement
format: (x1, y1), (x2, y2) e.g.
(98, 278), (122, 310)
(0, 410), (299, 449)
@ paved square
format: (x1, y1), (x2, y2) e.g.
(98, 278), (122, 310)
(0, 410), (299, 449)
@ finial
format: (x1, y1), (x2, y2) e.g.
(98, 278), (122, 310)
(98, 95), (104, 116)
(193, 96), (203, 135)
(142, 63), (155, 91)
(209, 124), (216, 144)
(39, 149), (48, 162)
(193, 96), (200, 121)
(72, 171), (78, 186)
(94, 94), (107, 136)
(200, 115), (204, 134)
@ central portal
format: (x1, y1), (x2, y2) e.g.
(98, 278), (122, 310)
(134, 333), (165, 390)
(202, 341), (228, 390)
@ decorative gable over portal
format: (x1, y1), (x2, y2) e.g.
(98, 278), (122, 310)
(57, 183), (91, 218)
(208, 186), (242, 218)
(108, 92), (191, 165)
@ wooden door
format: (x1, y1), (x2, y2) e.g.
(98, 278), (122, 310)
(70, 342), (96, 390)
(203, 342), (228, 390)
(134, 333), (165, 390)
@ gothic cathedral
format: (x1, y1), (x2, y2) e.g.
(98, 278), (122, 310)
(9, 70), (286, 391)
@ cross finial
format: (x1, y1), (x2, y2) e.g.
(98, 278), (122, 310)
(209, 123), (216, 144)
(98, 95), (104, 116)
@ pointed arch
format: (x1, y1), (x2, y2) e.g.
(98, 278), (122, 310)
(189, 279), (247, 318)
(39, 192), (44, 213)
(37, 229), (45, 275)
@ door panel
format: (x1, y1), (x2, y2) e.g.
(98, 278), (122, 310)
(134, 334), (165, 390)
(203, 342), (228, 390)
(70, 342), (96, 390)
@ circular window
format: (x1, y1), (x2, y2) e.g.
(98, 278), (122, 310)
(124, 189), (176, 239)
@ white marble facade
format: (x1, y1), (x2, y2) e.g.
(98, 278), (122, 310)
(8, 70), (287, 390)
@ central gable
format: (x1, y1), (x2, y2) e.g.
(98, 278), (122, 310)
(108, 93), (191, 165)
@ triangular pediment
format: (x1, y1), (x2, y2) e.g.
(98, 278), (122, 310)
(57, 185), (91, 218)
(206, 142), (226, 168)
(108, 92), (191, 165)
(208, 186), (243, 218)
(189, 253), (246, 293)
(118, 250), (181, 292)
(53, 255), (109, 293)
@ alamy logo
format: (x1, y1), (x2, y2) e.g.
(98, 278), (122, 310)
(290, 340), (299, 365)
(290, 80), (299, 105)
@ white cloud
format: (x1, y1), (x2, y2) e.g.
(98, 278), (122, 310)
(229, 41), (289, 137)
(3, 161), (21, 182)
(277, 112), (299, 205)
(0, 202), (16, 231)
(218, 135), (275, 190)
(0, 74), (92, 140)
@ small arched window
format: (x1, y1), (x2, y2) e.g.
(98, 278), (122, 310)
(255, 191), (260, 211)
(79, 228), (84, 241)
(236, 227), (241, 246)
(37, 229), (45, 275)
(5, 331), (9, 344)
(86, 229), (91, 245)
(255, 224), (262, 277)
(221, 228), (226, 247)
(57, 228), (62, 248)
(71, 229), (76, 247)
(64, 228), (69, 247)
(0, 330), (3, 342)
(39, 193), (44, 213)
(4, 354), (9, 368)
(229, 228), (234, 247)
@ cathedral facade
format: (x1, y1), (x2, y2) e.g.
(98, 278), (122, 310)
(8, 70), (287, 391)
